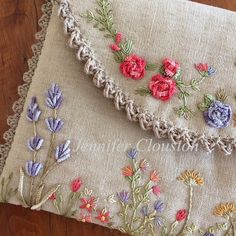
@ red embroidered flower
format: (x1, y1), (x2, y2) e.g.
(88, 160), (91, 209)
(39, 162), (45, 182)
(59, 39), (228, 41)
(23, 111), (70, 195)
(176, 209), (188, 221)
(162, 58), (180, 77)
(195, 63), (208, 72)
(120, 54), (146, 80)
(115, 32), (122, 44)
(110, 44), (121, 51)
(139, 159), (149, 172)
(80, 197), (96, 212)
(71, 178), (82, 192)
(149, 74), (176, 101)
(122, 165), (134, 177)
(95, 209), (110, 223)
(78, 214), (92, 223)
(152, 185), (161, 196)
(150, 170), (159, 182)
(49, 192), (56, 200)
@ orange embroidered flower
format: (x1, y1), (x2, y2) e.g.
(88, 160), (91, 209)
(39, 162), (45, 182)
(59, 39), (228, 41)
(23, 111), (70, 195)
(80, 196), (96, 213)
(150, 170), (159, 182)
(213, 203), (236, 217)
(122, 165), (134, 177)
(95, 209), (110, 223)
(177, 170), (204, 186)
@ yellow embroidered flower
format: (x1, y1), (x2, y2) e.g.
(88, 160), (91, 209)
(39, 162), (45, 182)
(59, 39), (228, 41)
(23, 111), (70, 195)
(177, 170), (204, 186)
(213, 203), (236, 217)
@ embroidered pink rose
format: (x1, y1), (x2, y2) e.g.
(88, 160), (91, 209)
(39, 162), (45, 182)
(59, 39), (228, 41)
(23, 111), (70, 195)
(149, 74), (176, 101)
(120, 54), (146, 80)
(162, 58), (180, 77)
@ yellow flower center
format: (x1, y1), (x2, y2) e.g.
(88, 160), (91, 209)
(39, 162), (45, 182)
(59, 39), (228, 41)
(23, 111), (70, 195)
(86, 203), (91, 208)
(101, 216), (106, 222)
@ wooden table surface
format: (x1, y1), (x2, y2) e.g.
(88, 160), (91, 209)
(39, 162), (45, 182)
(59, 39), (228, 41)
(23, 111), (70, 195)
(0, 0), (235, 235)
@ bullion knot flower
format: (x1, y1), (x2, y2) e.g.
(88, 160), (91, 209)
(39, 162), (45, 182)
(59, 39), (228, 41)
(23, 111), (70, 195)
(27, 136), (44, 152)
(176, 209), (188, 221)
(71, 178), (82, 192)
(46, 83), (63, 109)
(177, 170), (204, 186)
(162, 58), (180, 77)
(27, 97), (41, 122)
(120, 54), (146, 80)
(55, 140), (71, 163)
(149, 74), (176, 101)
(45, 117), (64, 133)
(25, 161), (43, 177)
(204, 100), (232, 128)
(213, 203), (236, 217)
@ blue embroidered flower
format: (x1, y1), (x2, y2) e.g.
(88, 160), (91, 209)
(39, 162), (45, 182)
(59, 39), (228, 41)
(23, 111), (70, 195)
(45, 117), (64, 133)
(204, 100), (232, 128)
(26, 161), (43, 177)
(204, 233), (214, 236)
(27, 136), (44, 152)
(141, 205), (149, 216)
(46, 83), (63, 109)
(207, 66), (216, 77)
(127, 148), (138, 159)
(154, 200), (164, 213)
(55, 140), (71, 163)
(155, 215), (164, 227)
(117, 190), (130, 203)
(27, 97), (41, 122)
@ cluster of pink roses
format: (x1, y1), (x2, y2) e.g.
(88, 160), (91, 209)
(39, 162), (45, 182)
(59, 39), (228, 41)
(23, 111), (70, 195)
(149, 58), (179, 101)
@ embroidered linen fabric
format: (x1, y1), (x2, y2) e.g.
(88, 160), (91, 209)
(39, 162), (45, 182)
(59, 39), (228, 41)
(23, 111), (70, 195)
(0, 1), (236, 236)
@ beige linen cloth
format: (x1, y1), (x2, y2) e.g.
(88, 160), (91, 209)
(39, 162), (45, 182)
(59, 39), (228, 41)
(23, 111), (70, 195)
(0, 0), (236, 235)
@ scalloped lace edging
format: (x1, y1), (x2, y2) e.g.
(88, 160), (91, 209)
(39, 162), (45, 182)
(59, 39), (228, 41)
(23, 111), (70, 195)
(0, 1), (53, 174)
(58, 0), (236, 155)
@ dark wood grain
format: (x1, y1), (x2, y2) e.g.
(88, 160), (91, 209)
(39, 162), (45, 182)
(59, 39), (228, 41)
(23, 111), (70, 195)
(0, 0), (235, 235)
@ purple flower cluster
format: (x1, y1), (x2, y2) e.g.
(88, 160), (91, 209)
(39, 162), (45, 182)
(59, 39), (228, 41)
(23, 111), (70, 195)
(46, 83), (63, 109)
(127, 148), (138, 159)
(45, 117), (64, 133)
(26, 161), (43, 177)
(117, 190), (130, 203)
(154, 200), (164, 213)
(55, 140), (71, 163)
(204, 100), (232, 128)
(27, 97), (41, 122)
(27, 136), (44, 151)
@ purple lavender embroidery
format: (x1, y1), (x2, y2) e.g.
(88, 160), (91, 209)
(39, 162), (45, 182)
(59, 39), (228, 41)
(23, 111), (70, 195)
(127, 148), (138, 159)
(154, 200), (164, 213)
(155, 215), (164, 227)
(27, 136), (44, 152)
(45, 117), (64, 133)
(46, 83), (63, 109)
(26, 161), (43, 177)
(204, 100), (232, 128)
(27, 97), (41, 122)
(117, 190), (130, 203)
(204, 233), (214, 236)
(141, 205), (149, 216)
(55, 140), (71, 163)
(207, 67), (216, 77)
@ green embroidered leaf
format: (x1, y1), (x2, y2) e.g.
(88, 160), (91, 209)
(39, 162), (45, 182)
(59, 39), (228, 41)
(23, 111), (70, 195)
(31, 184), (61, 210)
(216, 88), (227, 102)
(204, 94), (215, 105)
(113, 51), (125, 63)
(35, 184), (45, 205)
(135, 87), (152, 96)
(161, 226), (168, 236)
(173, 68), (182, 81)
(159, 66), (165, 76)
(18, 168), (28, 207)
(146, 63), (158, 71)
(176, 106), (194, 119)
(190, 79), (200, 91)
(198, 102), (210, 112)
(121, 40), (133, 56)
(216, 223), (228, 231)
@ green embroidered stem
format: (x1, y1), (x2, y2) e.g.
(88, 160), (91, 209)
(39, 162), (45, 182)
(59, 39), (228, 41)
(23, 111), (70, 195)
(178, 185), (194, 235)
(119, 202), (129, 229)
(0, 173), (14, 203)
(63, 192), (81, 217)
(81, 0), (117, 38)
(135, 87), (152, 97)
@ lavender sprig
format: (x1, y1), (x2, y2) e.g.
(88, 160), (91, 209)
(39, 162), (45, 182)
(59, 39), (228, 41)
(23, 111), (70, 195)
(27, 136), (44, 152)
(46, 83), (63, 110)
(26, 161), (43, 177)
(117, 190), (130, 203)
(55, 140), (71, 163)
(45, 118), (64, 133)
(27, 97), (41, 122)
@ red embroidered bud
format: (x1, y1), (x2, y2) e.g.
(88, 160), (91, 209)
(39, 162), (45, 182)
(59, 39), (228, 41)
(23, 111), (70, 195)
(49, 192), (56, 200)
(110, 44), (121, 51)
(176, 209), (188, 221)
(115, 32), (122, 44)
(71, 178), (82, 192)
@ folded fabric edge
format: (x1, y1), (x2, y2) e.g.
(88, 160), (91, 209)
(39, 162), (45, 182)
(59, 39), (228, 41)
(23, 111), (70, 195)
(0, 0), (54, 175)
(57, 0), (236, 155)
